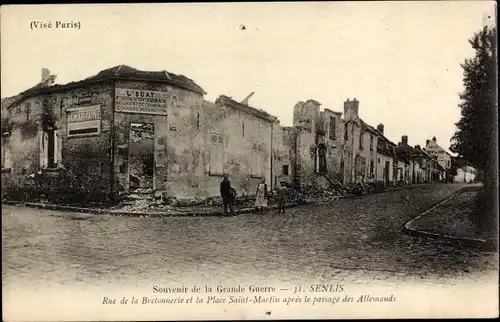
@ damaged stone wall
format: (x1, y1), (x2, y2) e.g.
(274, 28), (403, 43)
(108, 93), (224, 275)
(112, 80), (276, 200)
(282, 127), (297, 186)
(342, 121), (362, 184)
(196, 100), (273, 198)
(1, 101), (41, 197)
(272, 122), (292, 187)
(322, 109), (343, 183)
(56, 83), (114, 202)
(113, 81), (185, 196)
(161, 86), (206, 198)
(2, 82), (114, 202)
(295, 129), (316, 187)
(291, 100), (321, 188)
(290, 101), (350, 188)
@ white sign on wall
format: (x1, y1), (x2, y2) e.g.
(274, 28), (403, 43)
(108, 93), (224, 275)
(115, 88), (168, 115)
(67, 104), (101, 138)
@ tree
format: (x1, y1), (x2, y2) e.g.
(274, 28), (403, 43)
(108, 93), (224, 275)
(450, 25), (497, 227)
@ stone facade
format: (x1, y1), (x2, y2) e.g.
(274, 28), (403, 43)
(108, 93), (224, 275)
(284, 98), (383, 188)
(1, 79), (114, 202)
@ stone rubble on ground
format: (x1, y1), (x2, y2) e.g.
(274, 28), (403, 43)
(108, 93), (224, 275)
(112, 184), (352, 213)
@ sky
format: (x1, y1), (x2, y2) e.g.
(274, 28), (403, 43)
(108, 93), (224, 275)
(1, 2), (496, 154)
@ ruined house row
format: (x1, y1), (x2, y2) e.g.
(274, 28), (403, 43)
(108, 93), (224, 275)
(0, 66), (446, 202)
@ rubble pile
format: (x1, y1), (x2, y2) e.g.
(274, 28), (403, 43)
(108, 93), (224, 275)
(299, 185), (345, 202)
(113, 181), (363, 213)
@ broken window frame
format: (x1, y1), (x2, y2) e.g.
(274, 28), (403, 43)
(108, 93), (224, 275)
(329, 117), (336, 141)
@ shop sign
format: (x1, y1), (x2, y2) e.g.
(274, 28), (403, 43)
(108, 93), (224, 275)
(67, 104), (101, 138)
(115, 88), (168, 115)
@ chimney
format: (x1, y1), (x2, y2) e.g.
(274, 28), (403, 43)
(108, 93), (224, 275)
(402, 135), (408, 145)
(426, 139), (430, 146)
(377, 123), (384, 134)
(41, 68), (51, 82)
(241, 92), (255, 106)
(432, 136), (436, 142)
(343, 98), (359, 119)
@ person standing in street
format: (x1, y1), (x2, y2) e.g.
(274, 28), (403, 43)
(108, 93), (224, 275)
(276, 181), (288, 213)
(254, 178), (268, 211)
(220, 174), (235, 215)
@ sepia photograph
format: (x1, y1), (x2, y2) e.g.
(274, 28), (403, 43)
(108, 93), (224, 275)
(1, 2), (498, 320)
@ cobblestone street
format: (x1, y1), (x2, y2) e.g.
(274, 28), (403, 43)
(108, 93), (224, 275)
(3, 183), (497, 295)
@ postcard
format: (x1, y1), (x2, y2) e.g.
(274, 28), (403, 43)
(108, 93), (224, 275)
(1, 2), (498, 320)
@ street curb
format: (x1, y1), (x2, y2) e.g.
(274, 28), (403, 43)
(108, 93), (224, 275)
(1, 183), (437, 218)
(403, 187), (494, 250)
(1, 200), (310, 218)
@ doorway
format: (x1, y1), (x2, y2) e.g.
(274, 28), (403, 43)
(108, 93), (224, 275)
(129, 123), (155, 191)
(384, 160), (390, 185)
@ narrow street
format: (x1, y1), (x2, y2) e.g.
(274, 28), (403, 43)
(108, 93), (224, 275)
(3, 184), (496, 294)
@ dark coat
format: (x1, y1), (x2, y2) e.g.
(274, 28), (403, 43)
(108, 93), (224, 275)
(220, 179), (233, 198)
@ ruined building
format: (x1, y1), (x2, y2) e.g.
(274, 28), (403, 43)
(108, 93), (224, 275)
(1, 66), (285, 203)
(1, 66), (438, 204)
(283, 98), (396, 189)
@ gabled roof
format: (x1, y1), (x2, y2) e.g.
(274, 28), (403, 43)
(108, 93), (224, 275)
(3, 65), (206, 110)
(420, 148), (433, 159)
(373, 125), (398, 158)
(216, 95), (278, 122)
(377, 138), (397, 158)
(359, 119), (380, 135)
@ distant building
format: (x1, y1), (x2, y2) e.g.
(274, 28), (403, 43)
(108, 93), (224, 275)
(286, 98), (382, 189)
(287, 99), (345, 188)
(454, 165), (476, 183)
(425, 136), (452, 180)
(395, 135), (416, 184)
(375, 123), (397, 186)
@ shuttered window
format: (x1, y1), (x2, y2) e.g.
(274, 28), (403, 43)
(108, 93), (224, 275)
(251, 142), (264, 177)
(210, 133), (224, 175)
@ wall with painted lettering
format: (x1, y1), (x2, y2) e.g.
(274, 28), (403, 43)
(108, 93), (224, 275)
(1, 82), (114, 202)
(112, 80), (277, 199)
(113, 81), (203, 196)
